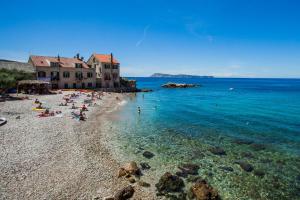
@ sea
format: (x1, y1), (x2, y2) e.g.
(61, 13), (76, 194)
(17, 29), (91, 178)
(104, 78), (300, 200)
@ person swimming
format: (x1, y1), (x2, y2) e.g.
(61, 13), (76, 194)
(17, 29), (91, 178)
(138, 106), (141, 114)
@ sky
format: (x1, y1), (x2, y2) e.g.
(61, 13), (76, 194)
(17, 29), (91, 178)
(0, 0), (300, 78)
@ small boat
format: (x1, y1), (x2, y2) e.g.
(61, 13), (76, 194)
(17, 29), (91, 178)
(0, 117), (7, 126)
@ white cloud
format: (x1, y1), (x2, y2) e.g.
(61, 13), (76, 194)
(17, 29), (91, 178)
(135, 25), (151, 47)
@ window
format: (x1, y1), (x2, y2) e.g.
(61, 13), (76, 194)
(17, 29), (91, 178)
(104, 73), (111, 80)
(112, 73), (118, 79)
(64, 83), (69, 89)
(88, 82), (93, 88)
(50, 62), (59, 67)
(38, 71), (46, 78)
(104, 64), (110, 69)
(112, 64), (119, 69)
(75, 72), (83, 79)
(51, 71), (59, 81)
(63, 71), (70, 78)
(73, 83), (76, 88)
(75, 63), (82, 68)
(81, 82), (85, 89)
(87, 72), (93, 78)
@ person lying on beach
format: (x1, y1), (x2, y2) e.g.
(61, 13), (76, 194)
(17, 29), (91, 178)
(79, 110), (86, 121)
(36, 102), (43, 109)
(81, 104), (88, 111)
(34, 99), (40, 104)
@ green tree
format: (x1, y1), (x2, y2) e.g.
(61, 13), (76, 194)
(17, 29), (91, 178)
(0, 68), (34, 93)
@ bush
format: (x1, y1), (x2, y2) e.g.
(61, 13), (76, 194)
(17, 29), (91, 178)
(0, 68), (35, 93)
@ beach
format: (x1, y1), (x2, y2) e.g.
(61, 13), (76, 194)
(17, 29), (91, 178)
(0, 91), (155, 200)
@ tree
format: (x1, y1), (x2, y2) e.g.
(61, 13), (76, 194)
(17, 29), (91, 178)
(0, 68), (34, 94)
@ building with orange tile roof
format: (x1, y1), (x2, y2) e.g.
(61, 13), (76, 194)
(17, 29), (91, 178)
(29, 54), (96, 89)
(87, 53), (120, 88)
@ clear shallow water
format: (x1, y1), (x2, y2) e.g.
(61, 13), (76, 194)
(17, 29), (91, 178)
(107, 78), (300, 199)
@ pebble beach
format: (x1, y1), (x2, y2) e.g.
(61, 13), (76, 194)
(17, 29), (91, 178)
(0, 91), (155, 200)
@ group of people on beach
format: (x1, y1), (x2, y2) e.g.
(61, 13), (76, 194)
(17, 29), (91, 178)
(33, 91), (104, 120)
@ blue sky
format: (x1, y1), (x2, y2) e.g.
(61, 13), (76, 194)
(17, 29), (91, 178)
(0, 0), (300, 77)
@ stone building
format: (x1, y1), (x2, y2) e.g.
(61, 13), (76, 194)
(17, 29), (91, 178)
(29, 55), (96, 89)
(87, 53), (120, 88)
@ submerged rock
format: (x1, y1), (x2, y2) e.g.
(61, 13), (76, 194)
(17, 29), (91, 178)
(253, 169), (265, 177)
(178, 163), (200, 176)
(209, 146), (226, 156)
(140, 162), (151, 170)
(142, 151), (155, 159)
(235, 160), (254, 172)
(114, 185), (135, 200)
(190, 180), (219, 200)
(155, 172), (185, 193)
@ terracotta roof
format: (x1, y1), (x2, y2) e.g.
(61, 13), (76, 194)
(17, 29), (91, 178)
(29, 55), (90, 68)
(94, 54), (119, 64)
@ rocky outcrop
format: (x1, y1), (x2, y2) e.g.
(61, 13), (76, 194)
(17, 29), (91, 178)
(189, 180), (219, 200)
(114, 186), (135, 200)
(162, 82), (199, 88)
(155, 172), (185, 194)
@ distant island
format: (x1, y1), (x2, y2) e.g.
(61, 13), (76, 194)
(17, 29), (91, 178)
(150, 73), (214, 78)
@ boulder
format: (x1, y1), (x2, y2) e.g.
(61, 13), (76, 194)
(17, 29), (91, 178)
(142, 151), (155, 159)
(128, 177), (136, 183)
(209, 147), (226, 156)
(118, 161), (141, 177)
(155, 172), (185, 193)
(114, 186), (135, 200)
(190, 180), (219, 200)
(235, 160), (254, 172)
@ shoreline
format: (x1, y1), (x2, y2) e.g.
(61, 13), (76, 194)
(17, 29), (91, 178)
(0, 91), (154, 199)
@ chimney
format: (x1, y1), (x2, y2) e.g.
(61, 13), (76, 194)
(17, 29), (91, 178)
(57, 54), (60, 62)
(110, 53), (113, 64)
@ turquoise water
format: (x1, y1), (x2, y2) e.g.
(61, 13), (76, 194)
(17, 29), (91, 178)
(108, 78), (300, 199)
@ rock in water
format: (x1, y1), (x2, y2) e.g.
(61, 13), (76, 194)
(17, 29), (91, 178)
(235, 160), (254, 172)
(114, 186), (135, 200)
(190, 180), (219, 200)
(119, 161), (140, 177)
(142, 151), (155, 159)
(140, 162), (151, 170)
(178, 163), (200, 175)
(162, 82), (199, 88)
(208, 147), (226, 156)
(155, 172), (185, 193)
